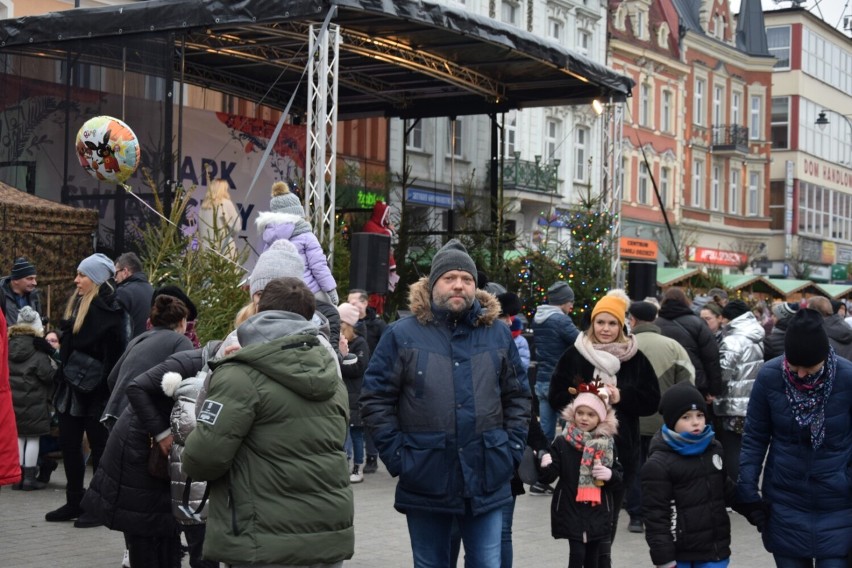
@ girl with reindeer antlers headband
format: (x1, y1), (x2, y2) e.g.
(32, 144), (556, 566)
(548, 295), (661, 546)
(538, 379), (622, 568)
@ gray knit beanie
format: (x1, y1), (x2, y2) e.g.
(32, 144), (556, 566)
(429, 239), (477, 290)
(250, 239), (305, 297)
(78, 253), (115, 285)
(547, 281), (575, 305)
(270, 181), (304, 217)
(16, 306), (43, 335)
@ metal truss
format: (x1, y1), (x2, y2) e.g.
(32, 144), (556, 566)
(342, 30), (505, 100)
(601, 102), (625, 288)
(305, 23), (340, 265)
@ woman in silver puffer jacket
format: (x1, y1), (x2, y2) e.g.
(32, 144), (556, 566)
(713, 300), (764, 484)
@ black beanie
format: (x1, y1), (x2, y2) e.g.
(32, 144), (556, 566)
(497, 292), (522, 317)
(721, 299), (749, 321)
(10, 257), (36, 280)
(429, 239), (477, 290)
(152, 285), (198, 321)
(785, 308), (830, 367)
(660, 383), (707, 430)
(629, 301), (658, 323)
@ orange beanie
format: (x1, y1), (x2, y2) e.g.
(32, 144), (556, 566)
(591, 295), (628, 328)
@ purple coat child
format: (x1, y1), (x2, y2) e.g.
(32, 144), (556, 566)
(255, 182), (338, 304)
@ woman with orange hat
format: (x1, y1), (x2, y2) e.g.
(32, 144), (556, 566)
(549, 294), (660, 545)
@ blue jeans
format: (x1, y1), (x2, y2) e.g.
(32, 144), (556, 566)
(407, 505), (502, 568)
(773, 556), (848, 568)
(500, 497), (515, 568)
(676, 560), (729, 568)
(350, 426), (364, 464)
(535, 381), (557, 445)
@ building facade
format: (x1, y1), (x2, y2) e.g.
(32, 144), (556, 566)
(609, 0), (775, 273)
(760, 8), (852, 283)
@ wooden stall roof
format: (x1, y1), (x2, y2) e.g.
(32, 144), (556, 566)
(657, 267), (701, 287)
(815, 283), (852, 300)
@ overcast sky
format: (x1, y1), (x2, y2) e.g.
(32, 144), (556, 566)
(730, 0), (851, 34)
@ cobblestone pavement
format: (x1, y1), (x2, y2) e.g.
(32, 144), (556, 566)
(0, 462), (774, 567)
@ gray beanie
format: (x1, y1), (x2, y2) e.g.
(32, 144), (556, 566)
(771, 301), (799, 321)
(78, 253), (115, 285)
(270, 181), (305, 217)
(16, 306), (43, 335)
(250, 239), (305, 297)
(429, 239), (477, 290)
(547, 281), (575, 305)
(10, 257), (36, 280)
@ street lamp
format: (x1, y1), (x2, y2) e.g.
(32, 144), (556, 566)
(815, 109), (852, 133)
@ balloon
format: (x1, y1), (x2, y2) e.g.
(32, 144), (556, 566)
(75, 116), (140, 184)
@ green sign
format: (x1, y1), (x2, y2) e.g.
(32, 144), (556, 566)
(831, 263), (848, 281)
(357, 190), (384, 208)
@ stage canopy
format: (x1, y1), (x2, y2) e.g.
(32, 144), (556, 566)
(0, 0), (633, 120)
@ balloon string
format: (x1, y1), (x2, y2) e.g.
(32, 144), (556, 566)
(121, 184), (248, 273)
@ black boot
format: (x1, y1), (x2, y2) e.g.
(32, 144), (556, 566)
(45, 490), (84, 522)
(21, 467), (47, 491)
(36, 458), (58, 484)
(363, 455), (378, 474)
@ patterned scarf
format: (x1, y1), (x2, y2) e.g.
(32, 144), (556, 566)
(783, 347), (836, 449)
(661, 424), (715, 456)
(564, 422), (614, 506)
(574, 334), (639, 385)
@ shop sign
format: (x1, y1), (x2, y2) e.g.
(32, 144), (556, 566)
(406, 188), (464, 208)
(619, 237), (658, 260)
(686, 246), (746, 267)
(822, 241), (837, 265)
(837, 246), (852, 265)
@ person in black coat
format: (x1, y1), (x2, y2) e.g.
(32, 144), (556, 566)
(337, 302), (370, 483)
(45, 254), (128, 524)
(539, 384), (623, 568)
(82, 295), (192, 567)
(655, 287), (723, 398)
(549, 295), (660, 542)
(641, 383), (737, 568)
(114, 252), (154, 339)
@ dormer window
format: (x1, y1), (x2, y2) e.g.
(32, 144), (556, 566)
(657, 22), (670, 48)
(634, 10), (646, 39)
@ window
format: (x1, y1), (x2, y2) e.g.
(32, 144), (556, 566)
(713, 85), (724, 126)
(660, 167), (670, 208)
(506, 111), (517, 157)
(694, 78), (705, 125)
(447, 118), (462, 158)
(638, 162), (649, 204)
(732, 91), (741, 126)
(634, 10), (646, 40)
(575, 127), (589, 182)
(750, 96), (762, 140)
(545, 118), (560, 163)
(406, 120), (423, 150)
(729, 169), (740, 214)
(711, 164), (722, 210)
(549, 19), (563, 42)
(767, 26), (791, 69)
(747, 171), (760, 216)
(577, 30), (591, 55)
(661, 91), (673, 133)
(771, 97), (789, 150)
(501, 1), (518, 25)
(639, 83), (651, 127)
(692, 158), (704, 207)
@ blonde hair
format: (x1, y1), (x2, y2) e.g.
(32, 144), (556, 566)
(341, 321), (355, 341)
(63, 283), (105, 335)
(201, 179), (231, 209)
(234, 301), (256, 328)
(585, 316), (628, 344)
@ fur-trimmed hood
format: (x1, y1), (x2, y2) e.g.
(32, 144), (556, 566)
(255, 210), (312, 237)
(408, 276), (501, 327)
(7, 323), (42, 338)
(561, 401), (618, 438)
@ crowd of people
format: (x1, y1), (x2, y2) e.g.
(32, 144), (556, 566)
(0, 182), (850, 568)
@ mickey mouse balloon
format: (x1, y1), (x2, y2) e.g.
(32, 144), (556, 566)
(76, 116), (140, 184)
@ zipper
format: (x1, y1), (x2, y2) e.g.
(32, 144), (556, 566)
(229, 485), (239, 535)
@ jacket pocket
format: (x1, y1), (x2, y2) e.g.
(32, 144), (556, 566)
(399, 432), (447, 496)
(482, 429), (514, 493)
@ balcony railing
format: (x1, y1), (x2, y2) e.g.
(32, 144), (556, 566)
(490, 153), (560, 193)
(711, 125), (749, 153)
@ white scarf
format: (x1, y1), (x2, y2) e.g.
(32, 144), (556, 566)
(573, 333), (637, 385)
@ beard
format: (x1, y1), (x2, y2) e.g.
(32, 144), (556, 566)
(432, 289), (474, 314)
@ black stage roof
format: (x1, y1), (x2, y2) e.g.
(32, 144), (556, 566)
(0, 0), (633, 120)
